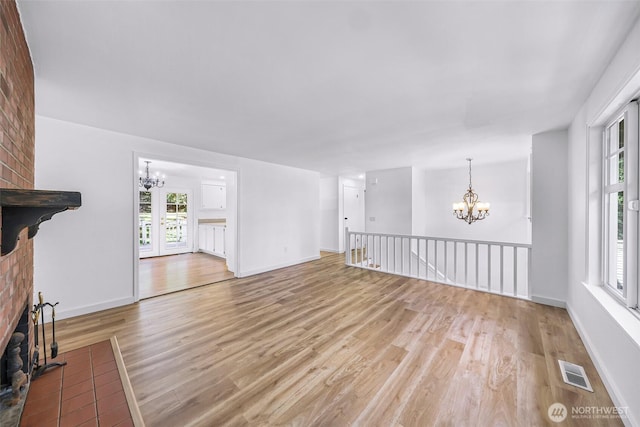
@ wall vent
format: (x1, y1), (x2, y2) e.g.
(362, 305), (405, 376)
(558, 360), (593, 392)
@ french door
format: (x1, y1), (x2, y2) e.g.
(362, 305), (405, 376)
(139, 188), (193, 258)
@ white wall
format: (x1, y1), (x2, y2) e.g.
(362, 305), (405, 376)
(567, 16), (640, 427)
(238, 159), (319, 275)
(319, 176), (339, 252)
(35, 116), (320, 319)
(411, 168), (428, 236)
(423, 159), (530, 244)
(531, 130), (568, 306)
(365, 167), (413, 235)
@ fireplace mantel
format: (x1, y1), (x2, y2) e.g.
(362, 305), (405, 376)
(0, 189), (82, 256)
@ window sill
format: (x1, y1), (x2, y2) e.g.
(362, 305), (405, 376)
(582, 282), (640, 351)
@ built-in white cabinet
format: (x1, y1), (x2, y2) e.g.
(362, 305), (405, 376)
(198, 223), (225, 258)
(198, 226), (208, 252)
(214, 226), (224, 255)
(201, 184), (226, 209)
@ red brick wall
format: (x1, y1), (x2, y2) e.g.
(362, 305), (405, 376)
(0, 0), (35, 354)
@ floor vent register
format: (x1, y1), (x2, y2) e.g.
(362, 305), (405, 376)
(558, 359), (593, 392)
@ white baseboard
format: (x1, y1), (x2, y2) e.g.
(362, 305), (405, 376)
(319, 248), (340, 253)
(567, 303), (637, 427)
(55, 296), (135, 321)
(237, 255), (321, 278)
(531, 295), (566, 308)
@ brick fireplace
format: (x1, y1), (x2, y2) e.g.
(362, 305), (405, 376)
(0, 0), (36, 398)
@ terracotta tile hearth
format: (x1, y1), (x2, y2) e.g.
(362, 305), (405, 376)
(20, 340), (135, 427)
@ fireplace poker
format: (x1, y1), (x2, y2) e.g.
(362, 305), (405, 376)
(39, 292), (46, 365)
(31, 306), (40, 369)
(50, 305), (58, 359)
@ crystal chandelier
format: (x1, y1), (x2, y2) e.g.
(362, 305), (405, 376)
(452, 158), (490, 224)
(139, 161), (165, 190)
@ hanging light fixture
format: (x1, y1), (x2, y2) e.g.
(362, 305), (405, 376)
(452, 158), (490, 224)
(139, 161), (165, 190)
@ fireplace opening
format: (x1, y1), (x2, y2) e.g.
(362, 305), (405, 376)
(1, 303), (30, 389)
(0, 302), (30, 424)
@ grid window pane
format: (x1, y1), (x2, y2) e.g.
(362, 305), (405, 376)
(139, 191), (152, 250)
(608, 151), (624, 185)
(619, 118), (625, 149)
(618, 151), (624, 182)
(608, 122), (619, 153)
(606, 119), (625, 186)
(165, 192), (188, 247)
(606, 191), (624, 293)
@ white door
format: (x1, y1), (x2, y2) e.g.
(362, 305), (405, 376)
(344, 186), (365, 232)
(160, 189), (193, 256)
(344, 185), (365, 263)
(139, 188), (193, 257)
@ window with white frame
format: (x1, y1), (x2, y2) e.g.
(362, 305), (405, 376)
(603, 101), (639, 308)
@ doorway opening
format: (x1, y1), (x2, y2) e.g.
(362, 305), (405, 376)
(135, 156), (238, 300)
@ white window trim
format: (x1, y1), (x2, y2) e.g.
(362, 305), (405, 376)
(600, 101), (639, 309)
(625, 102), (639, 309)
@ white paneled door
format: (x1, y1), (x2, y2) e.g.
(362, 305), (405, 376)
(344, 185), (365, 232)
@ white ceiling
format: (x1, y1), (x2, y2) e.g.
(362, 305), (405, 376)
(17, 0), (640, 175)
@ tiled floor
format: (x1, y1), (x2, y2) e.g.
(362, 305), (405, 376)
(20, 340), (133, 427)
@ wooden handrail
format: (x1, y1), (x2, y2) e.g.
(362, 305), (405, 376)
(345, 228), (530, 249)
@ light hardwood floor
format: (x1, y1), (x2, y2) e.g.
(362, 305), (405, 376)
(51, 253), (619, 426)
(138, 252), (235, 299)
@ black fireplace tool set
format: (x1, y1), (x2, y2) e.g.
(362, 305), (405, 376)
(31, 291), (66, 380)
